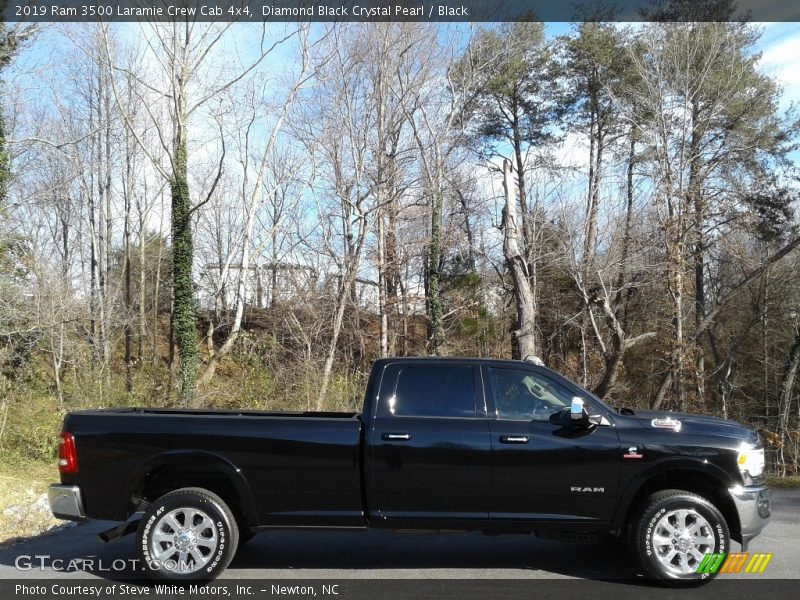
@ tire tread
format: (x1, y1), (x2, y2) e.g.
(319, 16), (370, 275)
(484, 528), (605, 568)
(629, 488), (729, 586)
(136, 486), (239, 581)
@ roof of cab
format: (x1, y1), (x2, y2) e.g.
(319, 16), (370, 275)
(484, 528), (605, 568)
(373, 356), (546, 369)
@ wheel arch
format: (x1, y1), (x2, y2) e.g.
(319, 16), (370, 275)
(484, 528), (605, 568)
(125, 451), (258, 530)
(612, 459), (741, 542)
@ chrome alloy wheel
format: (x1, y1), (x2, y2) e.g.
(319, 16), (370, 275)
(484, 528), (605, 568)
(148, 507), (218, 574)
(652, 508), (715, 575)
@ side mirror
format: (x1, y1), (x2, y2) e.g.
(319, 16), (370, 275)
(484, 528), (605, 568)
(570, 397), (587, 421)
(550, 398), (611, 429)
(549, 401), (588, 428)
(549, 407), (571, 426)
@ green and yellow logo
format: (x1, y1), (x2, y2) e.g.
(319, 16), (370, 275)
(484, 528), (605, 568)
(696, 552), (773, 574)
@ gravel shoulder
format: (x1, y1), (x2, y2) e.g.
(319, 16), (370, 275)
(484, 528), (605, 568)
(0, 460), (64, 546)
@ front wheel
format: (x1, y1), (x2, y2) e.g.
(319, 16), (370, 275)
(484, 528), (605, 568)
(136, 487), (239, 580)
(630, 489), (729, 585)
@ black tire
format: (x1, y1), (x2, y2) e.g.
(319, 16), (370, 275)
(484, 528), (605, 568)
(630, 489), (729, 586)
(136, 487), (239, 581)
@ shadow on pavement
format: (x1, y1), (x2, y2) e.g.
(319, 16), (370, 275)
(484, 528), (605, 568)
(0, 520), (646, 584)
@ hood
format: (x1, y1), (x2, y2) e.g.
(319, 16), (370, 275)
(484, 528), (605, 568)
(626, 409), (758, 443)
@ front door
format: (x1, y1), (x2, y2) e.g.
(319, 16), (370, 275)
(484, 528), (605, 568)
(483, 365), (621, 524)
(367, 361), (491, 528)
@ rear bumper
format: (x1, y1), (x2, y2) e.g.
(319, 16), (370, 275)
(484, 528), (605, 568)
(48, 484), (87, 522)
(729, 484), (771, 550)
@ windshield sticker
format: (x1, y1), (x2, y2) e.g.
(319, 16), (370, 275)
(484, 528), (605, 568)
(651, 417), (682, 432)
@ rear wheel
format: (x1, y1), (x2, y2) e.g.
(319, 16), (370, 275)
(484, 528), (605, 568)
(630, 489), (729, 585)
(136, 487), (239, 580)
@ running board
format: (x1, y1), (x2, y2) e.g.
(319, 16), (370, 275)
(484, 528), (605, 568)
(536, 531), (602, 543)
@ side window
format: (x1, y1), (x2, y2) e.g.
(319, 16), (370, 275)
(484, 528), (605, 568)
(488, 368), (571, 421)
(387, 365), (477, 418)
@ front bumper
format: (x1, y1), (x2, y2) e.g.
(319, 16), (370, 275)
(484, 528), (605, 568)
(729, 484), (771, 550)
(48, 484), (87, 522)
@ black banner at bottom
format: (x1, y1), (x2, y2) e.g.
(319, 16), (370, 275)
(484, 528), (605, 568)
(2, 579), (800, 600)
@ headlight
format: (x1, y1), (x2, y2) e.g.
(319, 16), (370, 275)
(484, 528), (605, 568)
(737, 443), (765, 480)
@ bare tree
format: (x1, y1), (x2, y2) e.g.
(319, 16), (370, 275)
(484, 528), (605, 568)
(199, 29), (313, 387)
(101, 21), (300, 404)
(501, 159), (537, 359)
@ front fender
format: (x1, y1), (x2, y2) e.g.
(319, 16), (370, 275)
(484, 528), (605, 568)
(610, 457), (738, 532)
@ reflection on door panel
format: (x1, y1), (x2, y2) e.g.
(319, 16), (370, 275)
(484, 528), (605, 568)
(369, 363), (492, 523)
(485, 366), (620, 522)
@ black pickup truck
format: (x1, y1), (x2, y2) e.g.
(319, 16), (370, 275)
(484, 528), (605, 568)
(49, 357), (770, 584)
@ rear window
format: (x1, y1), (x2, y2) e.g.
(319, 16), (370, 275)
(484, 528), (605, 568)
(387, 365), (477, 418)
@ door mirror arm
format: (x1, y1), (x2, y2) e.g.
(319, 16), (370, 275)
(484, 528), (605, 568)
(587, 414), (611, 427)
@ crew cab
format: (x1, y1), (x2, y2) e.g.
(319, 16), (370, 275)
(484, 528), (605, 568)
(48, 357), (771, 584)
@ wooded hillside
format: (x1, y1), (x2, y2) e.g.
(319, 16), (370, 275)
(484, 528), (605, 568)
(1, 17), (799, 474)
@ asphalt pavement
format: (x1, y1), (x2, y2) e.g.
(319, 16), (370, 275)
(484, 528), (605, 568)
(0, 489), (797, 581)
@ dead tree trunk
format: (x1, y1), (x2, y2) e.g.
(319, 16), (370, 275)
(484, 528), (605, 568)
(501, 158), (537, 360)
(778, 321), (800, 475)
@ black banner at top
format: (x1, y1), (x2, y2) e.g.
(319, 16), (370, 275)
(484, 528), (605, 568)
(3, 0), (800, 23)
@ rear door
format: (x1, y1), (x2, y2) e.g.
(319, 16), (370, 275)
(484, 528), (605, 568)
(483, 365), (621, 524)
(366, 361), (491, 527)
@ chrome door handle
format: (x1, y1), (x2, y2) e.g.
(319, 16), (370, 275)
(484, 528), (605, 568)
(382, 433), (411, 441)
(500, 435), (529, 444)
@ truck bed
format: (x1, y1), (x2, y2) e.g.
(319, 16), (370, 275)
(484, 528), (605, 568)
(82, 407), (359, 418)
(62, 407), (365, 526)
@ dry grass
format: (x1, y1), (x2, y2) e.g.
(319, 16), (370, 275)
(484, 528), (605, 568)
(0, 459), (65, 545)
(766, 474), (800, 488)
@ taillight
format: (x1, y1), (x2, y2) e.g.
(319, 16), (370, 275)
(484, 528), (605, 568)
(58, 432), (78, 474)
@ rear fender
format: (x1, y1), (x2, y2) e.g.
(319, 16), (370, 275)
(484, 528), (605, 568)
(124, 450), (258, 526)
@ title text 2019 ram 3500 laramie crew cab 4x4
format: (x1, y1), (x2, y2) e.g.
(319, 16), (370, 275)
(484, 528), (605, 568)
(48, 357), (770, 584)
